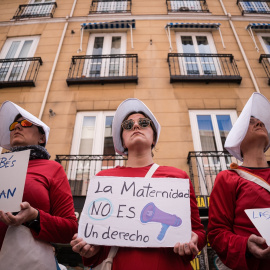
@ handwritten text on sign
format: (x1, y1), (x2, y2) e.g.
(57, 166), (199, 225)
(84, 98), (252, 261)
(245, 208), (270, 246)
(78, 176), (191, 247)
(0, 150), (30, 212)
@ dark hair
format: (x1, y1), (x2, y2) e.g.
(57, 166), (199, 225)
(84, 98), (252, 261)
(13, 114), (46, 147)
(120, 111), (157, 156)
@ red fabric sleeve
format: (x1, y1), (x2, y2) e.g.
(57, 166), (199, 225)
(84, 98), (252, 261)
(208, 171), (249, 270)
(31, 165), (78, 243)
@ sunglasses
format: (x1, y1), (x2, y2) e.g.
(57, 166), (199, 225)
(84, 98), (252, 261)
(9, 119), (33, 131)
(121, 118), (152, 130)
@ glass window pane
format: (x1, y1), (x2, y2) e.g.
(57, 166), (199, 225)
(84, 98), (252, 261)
(197, 115), (217, 151)
(196, 36), (211, 54)
(18, 40), (33, 58)
(103, 116), (115, 155)
(111, 37), (121, 54)
(181, 36), (196, 53)
(79, 116), (96, 155)
(216, 115), (232, 148)
(92, 37), (104, 55)
(0, 41), (20, 81)
(262, 37), (270, 53)
(5, 41), (20, 58)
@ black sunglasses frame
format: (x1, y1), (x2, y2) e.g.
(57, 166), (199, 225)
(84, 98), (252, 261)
(121, 118), (152, 130)
(9, 119), (33, 131)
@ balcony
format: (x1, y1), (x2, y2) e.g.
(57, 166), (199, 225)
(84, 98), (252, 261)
(0, 57), (43, 88)
(89, 0), (131, 14)
(13, 2), (57, 20)
(66, 54), (138, 85)
(237, 0), (270, 15)
(168, 53), (242, 84)
(259, 54), (270, 85)
(166, 0), (209, 13)
(55, 155), (127, 196)
(187, 151), (241, 196)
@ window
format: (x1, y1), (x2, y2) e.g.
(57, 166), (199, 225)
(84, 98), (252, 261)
(70, 111), (125, 194)
(176, 32), (220, 76)
(240, 1), (270, 13)
(0, 36), (40, 82)
(71, 111), (115, 156)
(171, 0), (202, 12)
(84, 33), (126, 78)
(258, 33), (270, 53)
(97, 0), (128, 13)
(23, 0), (55, 16)
(189, 110), (237, 194)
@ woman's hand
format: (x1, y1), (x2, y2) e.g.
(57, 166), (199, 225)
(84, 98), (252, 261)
(0, 202), (38, 226)
(70, 233), (101, 258)
(247, 234), (270, 260)
(174, 231), (199, 256)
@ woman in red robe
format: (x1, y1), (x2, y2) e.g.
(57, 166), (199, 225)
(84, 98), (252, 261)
(208, 93), (270, 270)
(70, 98), (206, 270)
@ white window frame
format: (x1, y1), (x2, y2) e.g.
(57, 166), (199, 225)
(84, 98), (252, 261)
(71, 111), (115, 155)
(189, 110), (238, 195)
(257, 33), (270, 54)
(0, 36), (40, 82)
(189, 110), (237, 152)
(175, 32), (221, 76)
(70, 111), (118, 194)
(84, 32), (127, 77)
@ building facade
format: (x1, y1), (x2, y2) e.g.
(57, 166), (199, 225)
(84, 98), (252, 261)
(0, 0), (270, 269)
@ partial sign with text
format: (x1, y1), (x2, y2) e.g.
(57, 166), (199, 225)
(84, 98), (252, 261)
(0, 150), (30, 212)
(78, 176), (191, 247)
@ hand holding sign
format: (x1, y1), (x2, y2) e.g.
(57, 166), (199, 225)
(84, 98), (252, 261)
(245, 208), (270, 260)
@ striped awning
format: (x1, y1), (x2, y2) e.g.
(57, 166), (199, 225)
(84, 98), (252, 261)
(247, 23), (270, 30)
(165, 22), (220, 29)
(81, 19), (135, 30)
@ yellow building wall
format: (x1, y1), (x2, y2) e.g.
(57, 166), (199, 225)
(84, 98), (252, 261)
(0, 0), (269, 176)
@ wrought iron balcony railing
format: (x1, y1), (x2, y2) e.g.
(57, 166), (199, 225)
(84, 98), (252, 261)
(166, 0), (209, 13)
(89, 0), (131, 14)
(0, 57), (43, 88)
(55, 155), (127, 196)
(187, 151), (241, 196)
(237, 0), (270, 15)
(66, 54), (138, 85)
(259, 54), (270, 85)
(168, 53), (242, 84)
(13, 2), (57, 20)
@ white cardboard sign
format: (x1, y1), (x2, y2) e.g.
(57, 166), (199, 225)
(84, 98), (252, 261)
(0, 150), (30, 212)
(245, 208), (270, 246)
(78, 176), (191, 247)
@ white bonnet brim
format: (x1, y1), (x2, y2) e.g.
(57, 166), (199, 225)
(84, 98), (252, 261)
(225, 93), (270, 161)
(0, 101), (50, 150)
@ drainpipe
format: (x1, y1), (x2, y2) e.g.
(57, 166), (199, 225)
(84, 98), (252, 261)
(38, 0), (78, 119)
(218, 0), (260, 93)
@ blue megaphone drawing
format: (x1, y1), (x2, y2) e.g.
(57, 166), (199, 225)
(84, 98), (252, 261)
(140, 202), (182, 241)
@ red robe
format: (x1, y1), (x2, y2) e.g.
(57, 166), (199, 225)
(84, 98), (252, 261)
(83, 165), (206, 270)
(208, 167), (270, 270)
(0, 159), (78, 249)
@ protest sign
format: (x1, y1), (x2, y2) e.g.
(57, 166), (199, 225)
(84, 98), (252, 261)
(245, 208), (270, 246)
(0, 150), (30, 212)
(78, 176), (191, 247)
